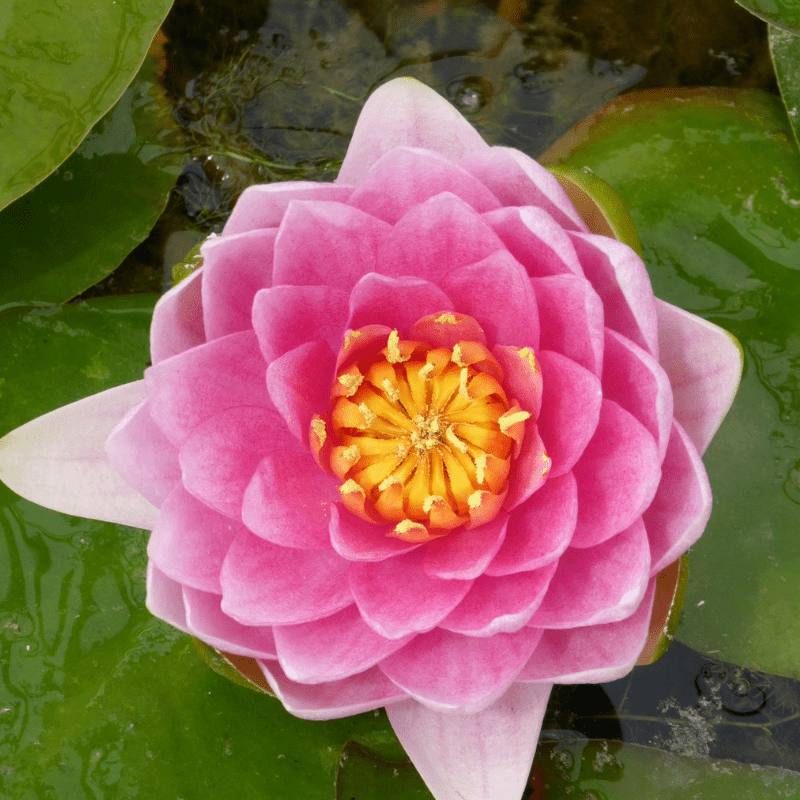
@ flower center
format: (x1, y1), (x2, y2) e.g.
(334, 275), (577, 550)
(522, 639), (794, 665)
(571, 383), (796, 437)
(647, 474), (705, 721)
(312, 317), (539, 543)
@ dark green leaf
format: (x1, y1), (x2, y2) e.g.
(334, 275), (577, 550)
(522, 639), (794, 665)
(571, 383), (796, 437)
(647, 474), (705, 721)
(735, 0), (800, 33)
(770, 25), (800, 151)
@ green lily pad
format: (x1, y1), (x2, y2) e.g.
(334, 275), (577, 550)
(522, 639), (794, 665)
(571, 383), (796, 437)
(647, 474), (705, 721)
(0, 47), (186, 306)
(0, 0), (174, 212)
(769, 25), (800, 150)
(542, 87), (800, 678)
(735, 0), (800, 33)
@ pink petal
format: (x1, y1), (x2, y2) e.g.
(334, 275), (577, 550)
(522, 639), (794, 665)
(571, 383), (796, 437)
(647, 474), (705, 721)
(273, 605), (413, 683)
(241, 449), (338, 549)
(271, 201), (390, 291)
(183, 586), (278, 659)
(148, 485), (241, 593)
(602, 329), (673, 461)
(252, 285), (349, 362)
(105, 399), (181, 507)
(386, 683), (553, 800)
(261, 660), (406, 720)
(519, 577), (656, 683)
(423, 514), (508, 580)
(493, 343), (544, 422)
(348, 146), (501, 223)
(441, 251), (539, 348)
(376, 193), (505, 284)
(571, 400), (660, 549)
(569, 231), (658, 357)
(200, 229), (276, 341)
(337, 78), (488, 185)
(0, 381), (158, 529)
(655, 299), (742, 454)
(379, 627), (543, 712)
(483, 206), (584, 278)
(146, 562), (190, 633)
(536, 350), (602, 479)
(644, 420), (712, 575)
(150, 268), (205, 364)
(348, 273), (453, 333)
(485, 472), (577, 576)
(532, 274), (604, 376)
(180, 407), (296, 519)
(266, 340), (336, 445)
(504, 426), (551, 510)
(329, 504), (421, 561)
(222, 181), (354, 236)
(461, 147), (589, 232)
(220, 529), (352, 625)
(440, 562), (558, 637)
(349, 548), (472, 639)
(528, 518), (651, 629)
(146, 331), (271, 447)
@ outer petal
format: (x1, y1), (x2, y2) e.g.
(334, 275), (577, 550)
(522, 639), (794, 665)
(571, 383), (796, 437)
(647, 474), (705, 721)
(0, 382), (158, 529)
(527, 518), (651, 629)
(273, 605), (413, 683)
(252, 285), (349, 362)
(222, 182), (354, 236)
(146, 562), (191, 634)
(461, 147), (589, 232)
(348, 146), (501, 223)
(349, 549), (472, 639)
(519, 577), (656, 683)
(200, 229), (276, 340)
(655, 299), (742, 454)
(379, 627), (543, 712)
(644, 420), (712, 575)
(271, 201), (391, 291)
(146, 331), (271, 447)
(150, 267), (205, 364)
(220, 529), (352, 625)
(148, 485), (241, 593)
(337, 78), (488, 185)
(105, 399), (181, 507)
(183, 586), (278, 660)
(386, 683), (552, 800)
(261, 660), (406, 721)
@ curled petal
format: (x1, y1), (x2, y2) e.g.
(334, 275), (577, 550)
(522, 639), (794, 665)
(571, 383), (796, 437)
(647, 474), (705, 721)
(252, 285), (349, 363)
(220, 530), (351, 625)
(571, 399), (660, 549)
(148, 485), (240, 593)
(222, 181), (354, 236)
(183, 586), (278, 660)
(379, 627), (543, 712)
(528, 518), (651, 629)
(150, 268), (205, 364)
(0, 381), (158, 529)
(349, 548), (472, 639)
(146, 562), (190, 634)
(519, 577), (656, 683)
(271, 201), (390, 291)
(260, 660), (406, 721)
(348, 146), (501, 223)
(337, 78), (488, 185)
(274, 605), (413, 684)
(655, 299), (742, 454)
(644, 420), (712, 575)
(386, 683), (553, 800)
(201, 229), (276, 340)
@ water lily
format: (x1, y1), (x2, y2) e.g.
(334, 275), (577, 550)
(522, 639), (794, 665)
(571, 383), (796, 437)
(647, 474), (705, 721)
(0, 78), (741, 800)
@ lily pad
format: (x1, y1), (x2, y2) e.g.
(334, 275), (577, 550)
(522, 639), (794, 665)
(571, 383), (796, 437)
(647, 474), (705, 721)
(542, 87), (800, 678)
(735, 0), (800, 34)
(769, 25), (800, 150)
(0, 47), (186, 306)
(0, 0), (174, 212)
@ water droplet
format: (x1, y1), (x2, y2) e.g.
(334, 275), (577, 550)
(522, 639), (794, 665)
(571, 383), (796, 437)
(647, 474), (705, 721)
(446, 77), (491, 114)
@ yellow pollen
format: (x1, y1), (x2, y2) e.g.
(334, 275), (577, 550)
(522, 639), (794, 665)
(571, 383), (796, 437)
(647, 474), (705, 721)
(343, 330), (362, 350)
(387, 330), (407, 363)
(499, 409), (531, 433)
(357, 402), (377, 428)
(395, 519), (427, 536)
(337, 371), (363, 396)
(435, 313), (459, 325)
(517, 347), (539, 373)
(339, 479), (365, 497)
(378, 474), (402, 491)
(423, 495), (446, 513)
(311, 417), (327, 446)
(381, 378), (400, 402)
(445, 424), (469, 454)
(452, 343), (467, 367)
(468, 490), (488, 509)
(475, 453), (488, 485)
(458, 367), (471, 399)
(341, 445), (361, 465)
(418, 362), (435, 381)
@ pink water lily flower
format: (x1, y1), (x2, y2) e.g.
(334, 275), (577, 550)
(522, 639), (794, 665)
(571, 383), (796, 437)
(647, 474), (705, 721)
(0, 78), (741, 800)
